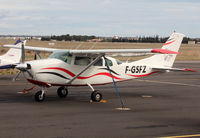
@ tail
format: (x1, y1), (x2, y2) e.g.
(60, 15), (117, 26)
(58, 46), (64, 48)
(135, 32), (185, 68)
(14, 39), (22, 45)
(0, 40), (26, 64)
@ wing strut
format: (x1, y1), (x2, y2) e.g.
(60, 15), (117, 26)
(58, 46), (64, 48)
(66, 54), (103, 85)
(34, 51), (41, 60)
(103, 56), (130, 110)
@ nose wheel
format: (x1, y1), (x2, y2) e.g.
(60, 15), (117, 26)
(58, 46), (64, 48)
(35, 90), (46, 102)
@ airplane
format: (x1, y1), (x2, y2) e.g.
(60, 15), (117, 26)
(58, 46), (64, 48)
(0, 39), (26, 69)
(2, 32), (196, 102)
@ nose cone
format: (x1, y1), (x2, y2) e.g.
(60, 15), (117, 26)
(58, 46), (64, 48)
(15, 63), (31, 71)
(22, 60), (45, 80)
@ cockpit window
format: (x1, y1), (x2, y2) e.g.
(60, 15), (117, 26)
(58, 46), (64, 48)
(105, 58), (113, 66)
(75, 56), (91, 66)
(48, 51), (72, 64)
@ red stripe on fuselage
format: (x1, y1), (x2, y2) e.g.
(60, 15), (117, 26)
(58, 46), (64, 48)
(77, 72), (122, 80)
(42, 67), (75, 77)
(127, 72), (158, 77)
(26, 78), (131, 87)
(27, 79), (51, 87)
(41, 67), (123, 80)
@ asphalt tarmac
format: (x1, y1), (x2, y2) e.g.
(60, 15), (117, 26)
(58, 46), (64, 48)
(0, 62), (200, 138)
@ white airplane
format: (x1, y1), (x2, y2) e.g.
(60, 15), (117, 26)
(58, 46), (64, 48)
(0, 39), (26, 69)
(2, 32), (195, 102)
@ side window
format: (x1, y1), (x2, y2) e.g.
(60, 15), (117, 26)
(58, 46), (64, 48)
(105, 58), (113, 66)
(75, 56), (91, 66)
(64, 54), (72, 64)
(48, 51), (72, 64)
(93, 58), (103, 66)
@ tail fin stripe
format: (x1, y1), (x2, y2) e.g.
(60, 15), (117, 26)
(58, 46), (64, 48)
(14, 39), (22, 45)
(164, 40), (175, 46)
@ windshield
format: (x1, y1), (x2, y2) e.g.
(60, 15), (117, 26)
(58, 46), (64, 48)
(116, 59), (122, 65)
(48, 51), (72, 64)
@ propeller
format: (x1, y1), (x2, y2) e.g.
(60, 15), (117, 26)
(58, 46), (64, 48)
(13, 71), (21, 82)
(21, 41), (25, 63)
(13, 41), (33, 81)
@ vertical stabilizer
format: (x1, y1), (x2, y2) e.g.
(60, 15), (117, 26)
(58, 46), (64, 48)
(134, 32), (185, 68)
(0, 40), (26, 64)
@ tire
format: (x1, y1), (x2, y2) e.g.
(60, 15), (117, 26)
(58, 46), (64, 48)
(35, 91), (45, 102)
(91, 91), (102, 102)
(57, 86), (68, 98)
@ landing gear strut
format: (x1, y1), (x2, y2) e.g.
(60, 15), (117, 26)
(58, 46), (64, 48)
(57, 86), (68, 98)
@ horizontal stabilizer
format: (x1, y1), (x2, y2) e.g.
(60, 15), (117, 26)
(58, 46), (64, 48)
(152, 67), (197, 72)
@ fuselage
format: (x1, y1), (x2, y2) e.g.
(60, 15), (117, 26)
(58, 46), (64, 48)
(24, 55), (155, 87)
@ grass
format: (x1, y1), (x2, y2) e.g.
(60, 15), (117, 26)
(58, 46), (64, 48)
(0, 39), (200, 75)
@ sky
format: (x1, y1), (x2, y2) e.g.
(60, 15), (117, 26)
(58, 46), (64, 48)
(0, 0), (200, 37)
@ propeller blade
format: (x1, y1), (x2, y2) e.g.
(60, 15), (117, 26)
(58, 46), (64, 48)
(27, 70), (33, 79)
(12, 71), (21, 82)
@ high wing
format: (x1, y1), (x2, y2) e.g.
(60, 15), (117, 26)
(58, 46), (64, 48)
(3, 44), (178, 55)
(3, 45), (57, 53)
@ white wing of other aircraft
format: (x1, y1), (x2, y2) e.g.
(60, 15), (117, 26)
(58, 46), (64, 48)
(0, 40), (26, 69)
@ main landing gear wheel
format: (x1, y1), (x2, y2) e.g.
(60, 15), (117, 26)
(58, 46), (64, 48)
(35, 91), (46, 102)
(91, 90), (102, 102)
(57, 86), (68, 98)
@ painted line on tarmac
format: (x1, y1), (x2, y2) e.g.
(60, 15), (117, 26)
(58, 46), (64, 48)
(159, 134), (200, 138)
(136, 79), (200, 87)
